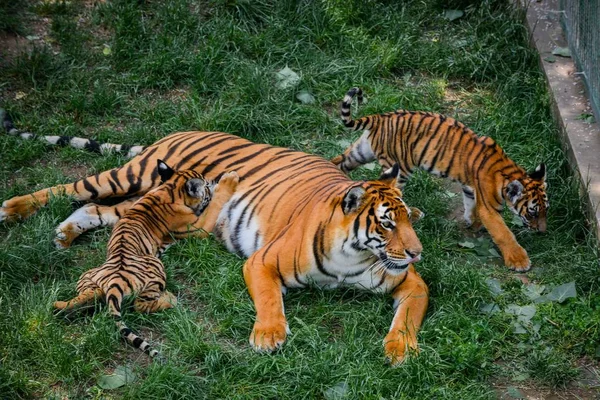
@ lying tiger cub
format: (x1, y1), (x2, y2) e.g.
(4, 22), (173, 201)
(332, 87), (549, 271)
(54, 161), (239, 359)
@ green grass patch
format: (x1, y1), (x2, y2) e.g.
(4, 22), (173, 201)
(1, 0), (599, 398)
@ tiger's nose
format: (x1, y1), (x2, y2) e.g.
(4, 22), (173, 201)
(405, 250), (422, 262)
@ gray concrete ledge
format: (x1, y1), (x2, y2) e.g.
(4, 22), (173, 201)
(522, 0), (600, 242)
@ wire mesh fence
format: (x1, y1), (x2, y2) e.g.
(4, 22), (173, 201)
(559, 0), (600, 119)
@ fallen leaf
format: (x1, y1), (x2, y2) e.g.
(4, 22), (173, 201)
(542, 281), (576, 303)
(296, 90), (315, 104)
(486, 278), (503, 296)
(97, 365), (137, 390)
(25, 35), (40, 41)
(336, 139), (352, 149)
(103, 45), (112, 56)
(275, 67), (300, 90)
(552, 47), (571, 57)
(480, 302), (500, 314)
(523, 283), (546, 301)
(15, 91), (27, 100)
(443, 9), (464, 21)
(506, 386), (525, 399)
(458, 240), (475, 249)
(323, 381), (349, 400)
(543, 55), (556, 63)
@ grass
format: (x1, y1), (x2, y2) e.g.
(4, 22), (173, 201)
(1, 0), (599, 398)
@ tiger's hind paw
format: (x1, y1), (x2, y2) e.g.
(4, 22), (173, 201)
(54, 223), (79, 249)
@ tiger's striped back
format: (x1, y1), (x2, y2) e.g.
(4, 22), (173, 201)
(332, 87), (549, 271)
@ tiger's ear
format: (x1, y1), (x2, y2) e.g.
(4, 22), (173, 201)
(342, 186), (366, 214)
(529, 163), (546, 181)
(379, 164), (400, 186)
(157, 160), (175, 183)
(185, 178), (207, 199)
(506, 180), (524, 203)
(409, 207), (425, 223)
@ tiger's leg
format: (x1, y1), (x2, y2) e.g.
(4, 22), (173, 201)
(476, 203), (530, 271)
(330, 130), (375, 173)
(54, 198), (140, 249)
(1, 159), (157, 222)
(134, 291), (177, 313)
(243, 250), (289, 352)
(383, 265), (428, 365)
(54, 285), (103, 311)
(461, 186), (481, 229)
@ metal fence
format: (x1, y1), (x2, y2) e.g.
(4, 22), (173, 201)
(559, 0), (600, 119)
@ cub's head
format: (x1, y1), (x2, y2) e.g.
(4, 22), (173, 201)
(156, 160), (214, 216)
(342, 164), (424, 274)
(505, 163), (549, 232)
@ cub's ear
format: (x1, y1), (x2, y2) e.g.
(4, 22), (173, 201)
(379, 164), (400, 186)
(506, 180), (524, 203)
(185, 178), (207, 199)
(529, 163), (546, 181)
(342, 186), (366, 215)
(157, 160), (175, 183)
(409, 207), (425, 223)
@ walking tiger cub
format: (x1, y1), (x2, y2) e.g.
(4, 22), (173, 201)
(332, 87), (549, 271)
(54, 161), (239, 359)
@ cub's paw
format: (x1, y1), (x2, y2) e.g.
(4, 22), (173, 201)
(54, 223), (79, 249)
(249, 321), (289, 352)
(504, 247), (531, 272)
(383, 333), (418, 366)
(217, 171), (240, 192)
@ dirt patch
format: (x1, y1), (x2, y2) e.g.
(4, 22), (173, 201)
(493, 358), (600, 400)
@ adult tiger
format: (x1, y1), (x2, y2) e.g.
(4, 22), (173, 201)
(0, 118), (427, 364)
(54, 162), (240, 359)
(331, 87), (549, 271)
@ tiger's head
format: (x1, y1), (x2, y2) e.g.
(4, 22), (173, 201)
(342, 164), (424, 274)
(155, 159), (214, 216)
(505, 163), (549, 232)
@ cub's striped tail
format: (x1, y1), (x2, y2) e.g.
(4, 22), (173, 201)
(0, 108), (146, 158)
(106, 286), (162, 360)
(340, 87), (364, 129)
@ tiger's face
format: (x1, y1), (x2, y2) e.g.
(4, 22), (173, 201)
(156, 160), (214, 215)
(343, 165), (424, 274)
(505, 164), (548, 232)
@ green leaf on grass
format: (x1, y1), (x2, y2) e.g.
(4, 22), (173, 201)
(543, 55), (556, 63)
(444, 10), (464, 21)
(552, 47), (571, 57)
(488, 248), (501, 258)
(103, 45), (112, 56)
(323, 381), (349, 400)
(458, 240), (475, 249)
(512, 372), (529, 382)
(485, 278), (503, 296)
(97, 365), (137, 390)
(523, 283), (546, 301)
(480, 302), (500, 314)
(335, 139), (352, 149)
(362, 163), (377, 171)
(296, 90), (315, 104)
(275, 67), (300, 90)
(544, 281), (577, 303)
(510, 215), (524, 227)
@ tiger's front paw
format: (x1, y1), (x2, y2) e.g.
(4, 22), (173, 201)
(504, 246), (531, 272)
(383, 333), (418, 366)
(0, 197), (39, 222)
(217, 171), (239, 193)
(249, 320), (289, 352)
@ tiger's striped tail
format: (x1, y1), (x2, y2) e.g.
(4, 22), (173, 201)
(0, 108), (146, 158)
(106, 287), (162, 360)
(340, 87), (364, 129)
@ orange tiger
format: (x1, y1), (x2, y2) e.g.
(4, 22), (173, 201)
(1, 118), (427, 364)
(54, 161), (239, 359)
(331, 87), (549, 271)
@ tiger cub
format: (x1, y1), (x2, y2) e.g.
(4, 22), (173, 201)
(54, 160), (239, 359)
(332, 87), (548, 271)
